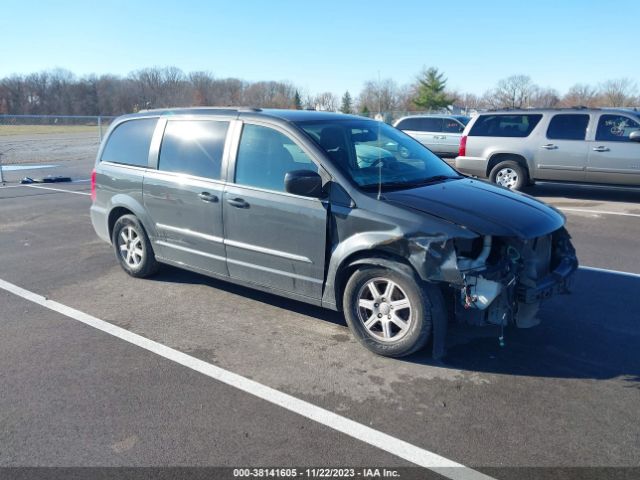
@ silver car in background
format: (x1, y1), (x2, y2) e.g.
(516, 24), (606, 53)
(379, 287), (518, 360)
(393, 114), (470, 158)
(455, 108), (640, 190)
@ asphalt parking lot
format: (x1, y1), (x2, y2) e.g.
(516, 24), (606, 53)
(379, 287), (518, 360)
(0, 162), (639, 480)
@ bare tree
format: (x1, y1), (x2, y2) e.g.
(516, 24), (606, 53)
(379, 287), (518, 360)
(485, 75), (538, 109)
(242, 80), (297, 108)
(0, 75), (28, 113)
(312, 92), (339, 111)
(456, 92), (485, 113)
(129, 66), (191, 109)
(189, 71), (216, 105)
(357, 78), (399, 114)
(395, 84), (418, 111)
(530, 87), (560, 108)
(560, 83), (599, 107)
(599, 78), (638, 107)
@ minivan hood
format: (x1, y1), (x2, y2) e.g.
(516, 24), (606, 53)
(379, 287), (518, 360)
(383, 178), (565, 238)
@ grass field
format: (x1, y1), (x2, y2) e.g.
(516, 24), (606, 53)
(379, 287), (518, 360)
(0, 125), (102, 136)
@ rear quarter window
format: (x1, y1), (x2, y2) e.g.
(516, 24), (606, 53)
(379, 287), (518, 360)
(469, 114), (543, 138)
(100, 118), (158, 167)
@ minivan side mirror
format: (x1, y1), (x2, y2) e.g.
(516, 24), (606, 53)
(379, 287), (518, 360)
(630, 130), (640, 142)
(285, 170), (324, 198)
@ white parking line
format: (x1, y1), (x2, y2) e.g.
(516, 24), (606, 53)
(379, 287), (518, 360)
(0, 277), (493, 480)
(0, 179), (90, 189)
(580, 266), (640, 279)
(21, 184), (90, 196)
(559, 207), (640, 218)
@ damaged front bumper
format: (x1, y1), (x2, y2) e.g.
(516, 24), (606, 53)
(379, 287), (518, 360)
(516, 253), (577, 304)
(410, 227), (578, 328)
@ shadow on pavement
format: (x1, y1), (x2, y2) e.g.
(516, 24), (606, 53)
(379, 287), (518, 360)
(409, 268), (640, 384)
(523, 182), (640, 204)
(149, 265), (347, 328)
(150, 266), (640, 384)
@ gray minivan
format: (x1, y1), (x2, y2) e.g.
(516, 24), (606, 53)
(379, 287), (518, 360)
(91, 108), (577, 358)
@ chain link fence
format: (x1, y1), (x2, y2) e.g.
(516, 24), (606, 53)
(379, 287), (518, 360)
(0, 116), (116, 177)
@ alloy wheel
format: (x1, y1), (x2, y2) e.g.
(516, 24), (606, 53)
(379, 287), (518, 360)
(356, 278), (412, 342)
(117, 226), (144, 268)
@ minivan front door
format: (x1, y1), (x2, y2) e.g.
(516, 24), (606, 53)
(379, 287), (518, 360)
(143, 118), (232, 275)
(587, 114), (640, 186)
(223, 123), (327, 300)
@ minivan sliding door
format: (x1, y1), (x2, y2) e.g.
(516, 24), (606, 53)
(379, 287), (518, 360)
(143, 118), (232, 276)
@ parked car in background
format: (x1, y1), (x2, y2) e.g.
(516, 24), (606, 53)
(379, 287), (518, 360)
(393, 114), (470, 158)
(91, 108), (577, 358)
(455, 108), (640, 190)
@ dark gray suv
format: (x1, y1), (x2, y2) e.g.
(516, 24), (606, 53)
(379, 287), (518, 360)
(91, 108), (577, 358)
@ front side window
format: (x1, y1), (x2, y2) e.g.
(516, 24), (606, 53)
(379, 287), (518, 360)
(235, 124), (317, 192)
(297, 119), (458, 191)
(101, 118), (158, 167)
(596, 115), (640, 142)
(469, 114), (542, 137)
(546, 114), (589, 140)
(158, 120), (229, 179)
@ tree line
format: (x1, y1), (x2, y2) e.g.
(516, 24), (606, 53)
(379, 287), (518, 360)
(0, 66), (637, 117)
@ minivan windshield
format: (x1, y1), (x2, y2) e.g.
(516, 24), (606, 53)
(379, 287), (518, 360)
(296, 119), (460, 191)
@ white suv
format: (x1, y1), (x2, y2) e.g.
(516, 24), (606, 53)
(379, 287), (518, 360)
(455, 108), (640, 190)
(394, 114), (470, 158)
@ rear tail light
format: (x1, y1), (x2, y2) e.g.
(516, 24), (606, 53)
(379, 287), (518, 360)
(458, 135), (467, 157)
(90, 169), (96, 202)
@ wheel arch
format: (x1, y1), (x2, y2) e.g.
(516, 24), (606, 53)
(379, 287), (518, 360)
(107, 195), (156, 244)
(333, 249), (449, 359)
(331, 250), (420, 312)
(486, 152), (530, 178)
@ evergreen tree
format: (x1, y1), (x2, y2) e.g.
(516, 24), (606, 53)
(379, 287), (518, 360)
(340, 91), (353, 114)
(413, 67), (452, 111)
(293, 90), (302, 110)
(360, 105), (370, 117)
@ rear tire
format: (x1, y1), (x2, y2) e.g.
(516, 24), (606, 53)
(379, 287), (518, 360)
(490, 160), (528, 191)
(112, 214), (159, 278)
(343, 266), (445, 357)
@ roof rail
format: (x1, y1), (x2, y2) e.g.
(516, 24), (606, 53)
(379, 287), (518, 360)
(138, 106), (262, 113)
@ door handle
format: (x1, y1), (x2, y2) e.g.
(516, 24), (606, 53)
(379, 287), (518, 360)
(198, 192), (218, 203)
(592, 146), (610, 152)
(226, 197), (249, 208)
(540, 144), (558, 150)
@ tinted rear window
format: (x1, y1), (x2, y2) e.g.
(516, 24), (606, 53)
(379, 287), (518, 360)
(469, 114), (542, 137)
(101, 118), (157, 167)
(546, 114), (590, 140)
(396, 117), (443, 132)
(158, 120), (229, 179)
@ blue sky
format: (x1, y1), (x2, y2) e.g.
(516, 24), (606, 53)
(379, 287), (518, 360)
(1, 0), (638, 96)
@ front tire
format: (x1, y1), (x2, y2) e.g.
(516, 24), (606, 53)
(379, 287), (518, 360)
(343, 266), (444, 357)
(112, 214), (159, 278)
(490, 160), (528, 190)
